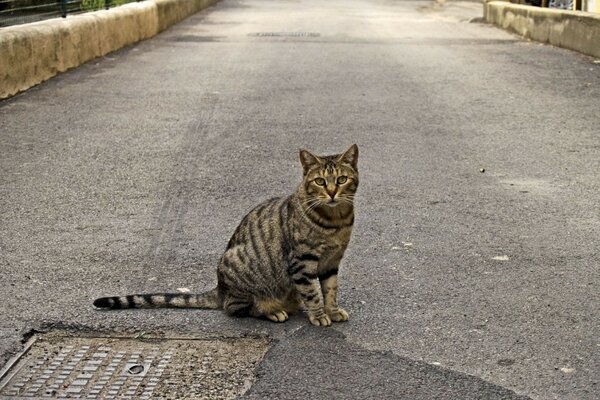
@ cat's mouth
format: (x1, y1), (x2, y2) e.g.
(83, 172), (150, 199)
(325, 199), (338, 207)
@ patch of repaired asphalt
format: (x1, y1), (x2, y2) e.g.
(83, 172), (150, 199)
(243, 327), (530, 400)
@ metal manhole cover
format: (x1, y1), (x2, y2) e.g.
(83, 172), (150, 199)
(0, 335), (270, 399)
(249, 32), (320, 37)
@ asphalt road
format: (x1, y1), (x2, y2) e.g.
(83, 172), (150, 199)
(1, 0), (599, 398)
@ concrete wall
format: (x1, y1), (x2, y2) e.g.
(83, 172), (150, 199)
(0, 0), (219, 99)
(485, 1), (600, 59)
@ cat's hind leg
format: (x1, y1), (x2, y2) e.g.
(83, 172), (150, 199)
(223, 295), (292, 323)
(254, 298), (289, 323)
(222, 295), (254, 317)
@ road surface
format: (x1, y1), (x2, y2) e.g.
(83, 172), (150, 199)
(1, 0), (598, 398)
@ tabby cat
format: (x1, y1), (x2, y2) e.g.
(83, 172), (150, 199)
(94, 145), (359, 326)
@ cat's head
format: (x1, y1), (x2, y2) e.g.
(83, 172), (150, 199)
(299, 144), (359, 208)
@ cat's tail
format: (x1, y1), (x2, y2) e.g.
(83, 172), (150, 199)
(93, 287), (222, 310)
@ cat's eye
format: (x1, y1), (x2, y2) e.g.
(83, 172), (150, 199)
(336, 176), (348, 185)
(314, 177), (326, 186)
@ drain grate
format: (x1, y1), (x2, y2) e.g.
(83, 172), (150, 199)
(249, 32), (320, 37)
(0, 335), (270, 399)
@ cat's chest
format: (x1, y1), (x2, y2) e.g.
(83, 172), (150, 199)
(313, 226), (352, 256)
(290, 223), (352, 257)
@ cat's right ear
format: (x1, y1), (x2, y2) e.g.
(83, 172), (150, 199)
(299, 149), (321, 175)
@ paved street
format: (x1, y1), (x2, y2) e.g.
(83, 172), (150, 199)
(1, 0), (599, 398)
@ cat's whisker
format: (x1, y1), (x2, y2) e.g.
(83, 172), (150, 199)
(309, 202), (321, 211)
(302, 199), (319, 207)
(302, 196), (320, 205)
(302, 200), (321, 213)
(337, 195), (355, 205)
(302, 199), (322, 218)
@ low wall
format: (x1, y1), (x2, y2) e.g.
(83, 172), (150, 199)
(484, 1), (600, 59)
(0, 0), (219, 99)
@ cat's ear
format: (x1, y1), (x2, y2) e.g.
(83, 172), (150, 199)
(337, 144), (358, 169)
(299, 149), (321, 175)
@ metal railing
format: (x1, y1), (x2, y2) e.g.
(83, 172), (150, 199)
(0, 0), (139, 27)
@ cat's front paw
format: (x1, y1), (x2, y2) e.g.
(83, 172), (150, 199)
(308, 312), (332, 327)
(326, 307), (349, 322)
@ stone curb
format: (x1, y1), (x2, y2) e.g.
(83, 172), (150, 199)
(484, 1), (600, 59)
(0, 0), (219, 99)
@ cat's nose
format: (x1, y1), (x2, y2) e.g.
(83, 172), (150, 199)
(326, 187), (338, 199)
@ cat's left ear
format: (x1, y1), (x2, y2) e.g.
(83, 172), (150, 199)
(299, 149), (322, 175)
(337, 144), (358, 169)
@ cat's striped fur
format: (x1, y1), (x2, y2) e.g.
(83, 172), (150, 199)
(94, 145), (359, 326)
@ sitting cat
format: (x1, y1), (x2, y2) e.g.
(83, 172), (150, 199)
(94, 144), (358, 327)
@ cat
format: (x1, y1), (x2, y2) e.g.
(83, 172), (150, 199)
(94, 144), (358, 327)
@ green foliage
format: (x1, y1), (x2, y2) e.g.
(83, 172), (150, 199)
(80, 0), (136, 12)
(81, 0), (104, 11)
(111, 0), (133, 6)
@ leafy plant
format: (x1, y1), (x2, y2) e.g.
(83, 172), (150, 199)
(81, 0), (105, 11)
(80, 0), (135, 11)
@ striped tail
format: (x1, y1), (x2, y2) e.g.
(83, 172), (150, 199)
(93, 287), (221, 310)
